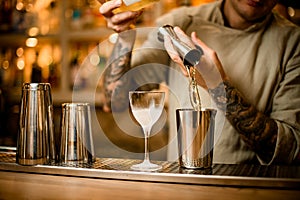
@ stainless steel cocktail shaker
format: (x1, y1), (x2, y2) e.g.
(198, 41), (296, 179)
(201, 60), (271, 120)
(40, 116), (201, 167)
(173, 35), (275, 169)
(17, 83), (56, 165)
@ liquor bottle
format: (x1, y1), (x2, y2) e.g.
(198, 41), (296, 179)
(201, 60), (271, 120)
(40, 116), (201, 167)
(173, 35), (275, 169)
(99, 0), (160, 14)
(48, 61), (58, 88)
(31, 51), (42, 83)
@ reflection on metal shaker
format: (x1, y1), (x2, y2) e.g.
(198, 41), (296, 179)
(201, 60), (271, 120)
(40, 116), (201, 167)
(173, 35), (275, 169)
(16, 83), (56, 165)
(59, 103), (95, 164)
(176, 109), (216, 169)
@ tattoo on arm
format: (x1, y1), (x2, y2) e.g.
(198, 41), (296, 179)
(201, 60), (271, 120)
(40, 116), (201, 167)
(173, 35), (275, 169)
(103, 33), (136, 111)
(209, 81), (278, 162)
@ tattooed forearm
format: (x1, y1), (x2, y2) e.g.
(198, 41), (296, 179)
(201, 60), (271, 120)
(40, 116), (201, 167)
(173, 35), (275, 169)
(209, 81), (278, 162)
(103, 31), (136, 111)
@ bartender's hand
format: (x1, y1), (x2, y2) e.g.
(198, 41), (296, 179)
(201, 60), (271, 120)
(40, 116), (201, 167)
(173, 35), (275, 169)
(98, 0), (143, 32)
(163, 26), (228, 90)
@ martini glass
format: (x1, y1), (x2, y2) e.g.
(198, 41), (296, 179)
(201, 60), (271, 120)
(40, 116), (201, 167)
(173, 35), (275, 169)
(129, 91), (165, 171)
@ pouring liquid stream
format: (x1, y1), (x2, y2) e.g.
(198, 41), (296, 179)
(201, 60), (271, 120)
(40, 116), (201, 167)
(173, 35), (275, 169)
(156, 24), (203, 110)
(185, 65), (202, 110)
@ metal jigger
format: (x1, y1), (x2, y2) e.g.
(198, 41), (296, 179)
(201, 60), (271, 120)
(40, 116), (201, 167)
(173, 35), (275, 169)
(158, 24), (203, 66)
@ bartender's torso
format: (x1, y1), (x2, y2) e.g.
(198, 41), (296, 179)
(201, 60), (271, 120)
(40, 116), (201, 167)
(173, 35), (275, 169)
(131, 1), (300, 164)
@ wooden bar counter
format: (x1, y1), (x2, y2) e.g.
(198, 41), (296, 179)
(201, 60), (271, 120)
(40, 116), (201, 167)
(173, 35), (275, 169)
(0, 149), (299, 200)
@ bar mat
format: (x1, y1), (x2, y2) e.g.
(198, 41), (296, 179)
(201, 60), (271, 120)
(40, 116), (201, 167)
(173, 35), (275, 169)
(1, 151), (299, 178)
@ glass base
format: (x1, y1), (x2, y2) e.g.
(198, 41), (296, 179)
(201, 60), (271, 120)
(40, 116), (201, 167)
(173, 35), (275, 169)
(131, 160), (162, 172)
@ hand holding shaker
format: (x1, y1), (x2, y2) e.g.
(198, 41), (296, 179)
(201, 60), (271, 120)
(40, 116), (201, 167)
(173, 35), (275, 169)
(17, 83), (56, 165)
(59, 103), (95, 165)
(176, 108), (216, 169)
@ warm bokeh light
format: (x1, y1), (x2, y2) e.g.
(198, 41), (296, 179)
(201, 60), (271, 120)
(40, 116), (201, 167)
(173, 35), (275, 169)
(16, 47), (24, 57)
(28, 27), (40, 36)
(89, 54), (100, 66)
(2, 61), (9, 70)
(17, 59), (25, 70)
(288, 7), (295, 17)
(109, 33), (118, 44)
(26, 38), (38, 47)
(16, 2), (24, 10)
(25, 3), (34, 12)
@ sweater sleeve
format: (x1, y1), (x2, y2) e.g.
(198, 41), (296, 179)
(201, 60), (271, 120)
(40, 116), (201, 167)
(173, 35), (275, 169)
(267, 30), (300, 164)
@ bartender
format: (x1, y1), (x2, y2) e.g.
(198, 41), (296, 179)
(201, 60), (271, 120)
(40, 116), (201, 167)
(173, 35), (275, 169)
(99, 0), (300, 165)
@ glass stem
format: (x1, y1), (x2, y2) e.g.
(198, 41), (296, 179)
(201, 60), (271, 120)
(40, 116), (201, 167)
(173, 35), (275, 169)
(143, 126), (151, 163)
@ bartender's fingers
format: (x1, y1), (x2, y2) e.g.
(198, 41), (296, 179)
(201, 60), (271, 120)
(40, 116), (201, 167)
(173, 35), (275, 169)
(101, 8), (142, 31)
(109, 11), (142, 32)
(109, 18), (133, 32)
(191, 31), (227, 83)
(99, 0), (122, 17)
(191, 32), (223, 68)
(163, 35), (188, 76)
(173, 26), (196, 48)
(191, 32), (212, 54)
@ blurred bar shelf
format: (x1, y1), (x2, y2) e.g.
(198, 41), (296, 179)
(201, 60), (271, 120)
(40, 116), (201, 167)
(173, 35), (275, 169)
(0, 148), (299, 190)
(0, 33), (60, 45)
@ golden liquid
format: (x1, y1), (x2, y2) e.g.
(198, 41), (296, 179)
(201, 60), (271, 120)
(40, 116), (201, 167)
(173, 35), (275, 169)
(187, 66), (202, 110)
(113, 0), (160, 14)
